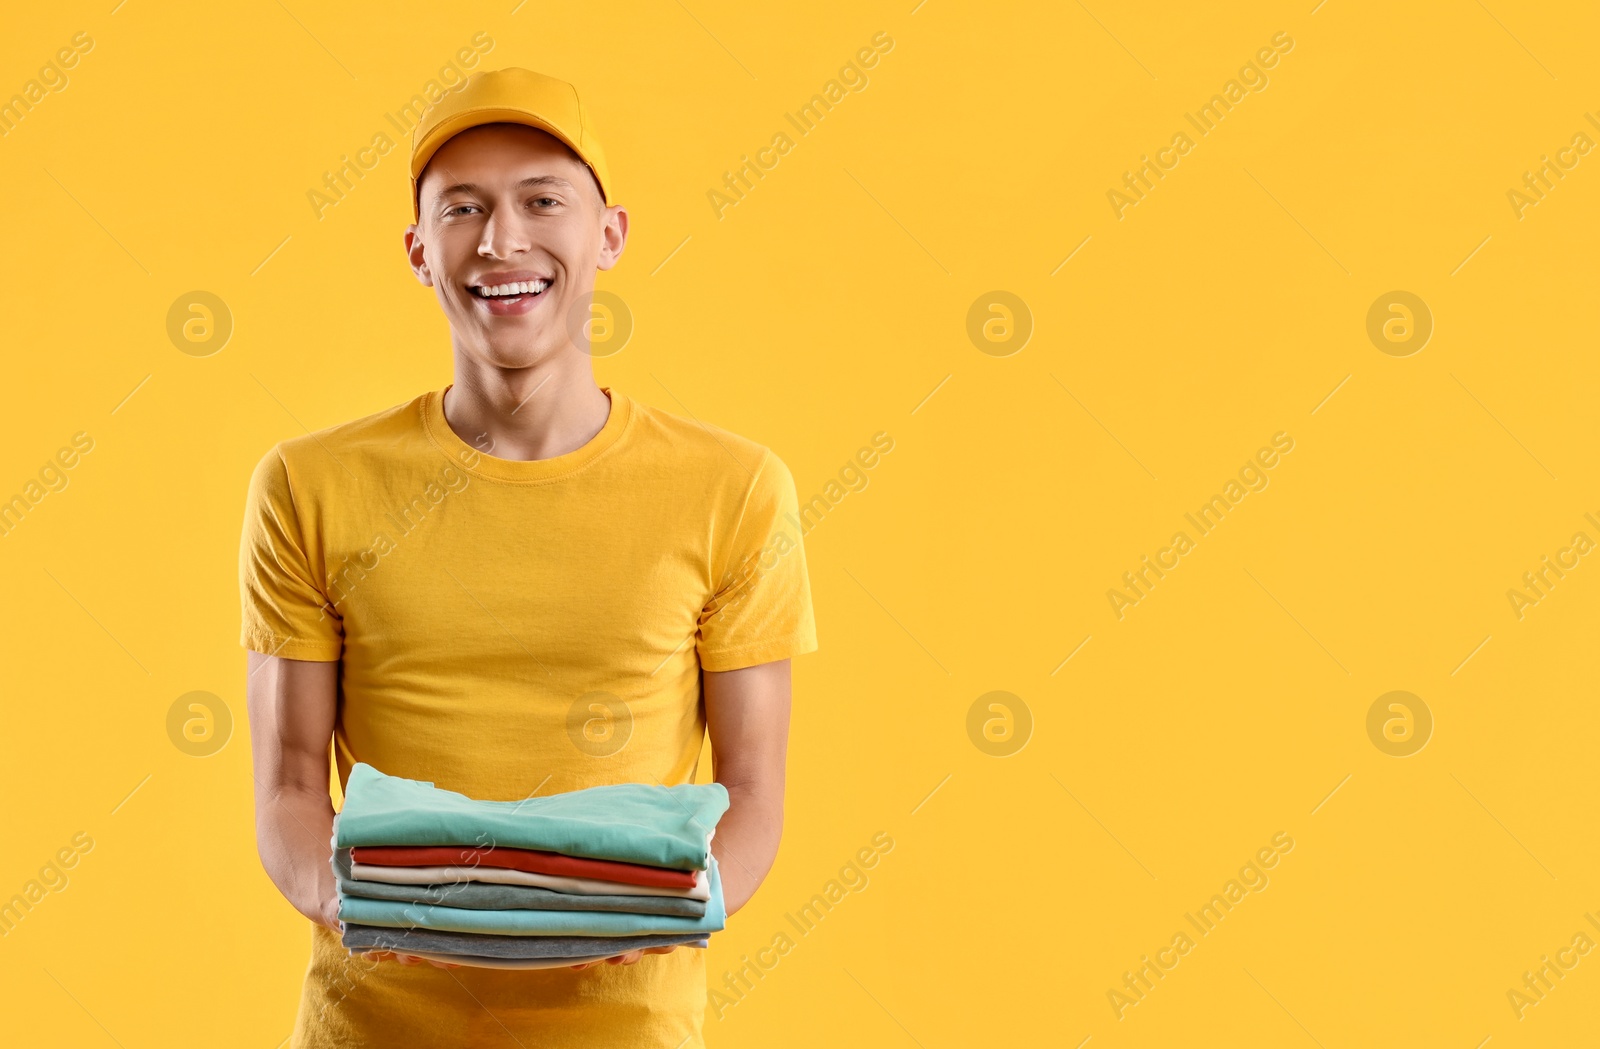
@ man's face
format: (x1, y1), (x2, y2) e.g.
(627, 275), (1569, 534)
(405, 123), (626, 370)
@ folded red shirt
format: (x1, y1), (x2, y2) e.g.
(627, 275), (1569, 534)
(347, 845), (700, 889)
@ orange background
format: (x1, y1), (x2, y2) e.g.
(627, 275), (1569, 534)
(1, 1), (1598, 1045)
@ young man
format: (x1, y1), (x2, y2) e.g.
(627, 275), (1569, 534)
(239, 67), (816, 1048)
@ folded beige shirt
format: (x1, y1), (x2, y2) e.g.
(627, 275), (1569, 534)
(348, 861), (713, 902)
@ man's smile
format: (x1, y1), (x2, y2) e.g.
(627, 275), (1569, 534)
(468, 273), (554, 316)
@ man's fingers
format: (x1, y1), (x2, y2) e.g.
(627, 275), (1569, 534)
(573, 946), (683, 970)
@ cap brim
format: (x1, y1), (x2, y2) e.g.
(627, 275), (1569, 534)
(411, 108), (609, 215)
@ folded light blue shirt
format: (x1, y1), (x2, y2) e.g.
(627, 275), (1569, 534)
(339, 856), (727, 938)
(333, 762), (728, 870)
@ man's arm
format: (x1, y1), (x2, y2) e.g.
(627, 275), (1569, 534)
(246, 651), (341, 930)
(702, 658), (792, 916)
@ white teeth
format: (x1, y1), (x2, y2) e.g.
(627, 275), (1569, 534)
(477, 280), (550, 298)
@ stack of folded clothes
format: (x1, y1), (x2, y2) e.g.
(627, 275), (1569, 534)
(331, 762), (728, 969)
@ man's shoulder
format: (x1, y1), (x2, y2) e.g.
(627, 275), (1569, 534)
(265, 391), (431, 473)
(623, 392), (778, 485)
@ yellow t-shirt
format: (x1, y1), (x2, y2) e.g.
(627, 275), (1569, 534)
(238, 384), (817, 1048)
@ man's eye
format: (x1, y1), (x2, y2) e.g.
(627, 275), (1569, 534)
(446, 204), (479, 215)
(533, 197), (558, 208)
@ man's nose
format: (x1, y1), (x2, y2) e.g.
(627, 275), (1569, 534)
(478, 208), (529, 259)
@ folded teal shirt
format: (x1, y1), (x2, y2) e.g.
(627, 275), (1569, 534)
(333, 762), (728, 870)
(339, 856), (726, 938)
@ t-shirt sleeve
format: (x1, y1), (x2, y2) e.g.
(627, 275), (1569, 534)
(696, 450), (819, 672)
(239, 446), (344, 662)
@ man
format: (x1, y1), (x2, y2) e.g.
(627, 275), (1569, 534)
(239, 67), (816, 1048)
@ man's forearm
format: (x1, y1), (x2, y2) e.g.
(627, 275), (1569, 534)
(702, 659), (793, 917)
(246, 652), (340, 929)
(256, 785), (338, 929)
(709, 782), (782, 916)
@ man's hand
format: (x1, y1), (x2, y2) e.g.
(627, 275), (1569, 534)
(315, 894), (340, 932)
(569, 945), (680, 970)
(355, 946), (676, 970)
(354, 946), (681, 970)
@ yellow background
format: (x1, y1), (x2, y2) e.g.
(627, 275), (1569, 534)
(1, 0), (1596, 1045)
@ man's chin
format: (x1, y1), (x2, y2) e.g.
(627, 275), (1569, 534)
(466, 333), (564, 371)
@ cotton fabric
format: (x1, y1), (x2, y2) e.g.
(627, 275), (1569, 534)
(335, 761), (727, 871)
(365, 950), (620, 970)
(376, 944), (707, 970)
(342, 924), (710, 959)
(340, 856), (725, 938)
(350, 844), (699, 888)
(333, 849), (708, 917)
(348, 860), (712, 901)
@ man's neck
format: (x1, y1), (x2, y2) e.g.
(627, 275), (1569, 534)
(442, 353), (611, 462)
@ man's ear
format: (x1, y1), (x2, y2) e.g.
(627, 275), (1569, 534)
(596, 206), (629, 272)
(403, 225), (434, 287)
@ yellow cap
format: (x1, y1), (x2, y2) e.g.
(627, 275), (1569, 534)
(409, 67), (613, 220)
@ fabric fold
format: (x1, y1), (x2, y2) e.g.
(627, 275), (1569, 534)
(341, 924), (709, 960)
(371, 942), (708, 970)
(334, 762), (726, 870)
(339, 858), (724, 938)
(350, 844), (698, 889)
(348, 860), (712, 902)
(332, 849), (708, 918)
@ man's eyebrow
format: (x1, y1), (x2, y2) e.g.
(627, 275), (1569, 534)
(435, 175), (577, 197)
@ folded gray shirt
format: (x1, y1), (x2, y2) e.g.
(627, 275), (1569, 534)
(333, 848), (707, 919)
(341, 923), (710, 959)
